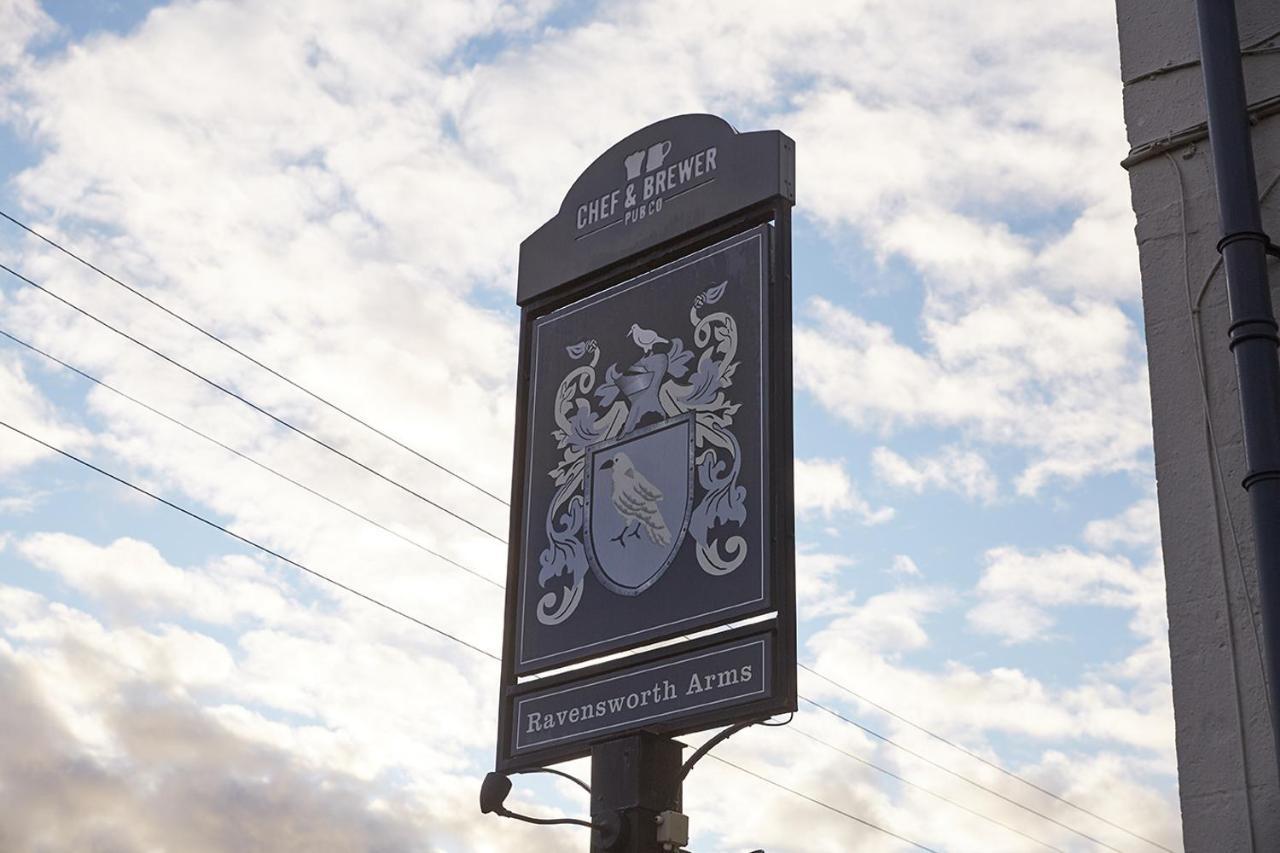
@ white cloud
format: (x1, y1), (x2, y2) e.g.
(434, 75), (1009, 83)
(17, 533), (296, 627)
(0, 653), (431, 853)
(796, 297), (1151, 494)
(0, 590), (574, 853)
(966, 596), (1056, 646)
(1084, 496), (1161, 551)
(0, 491), (42, 514)
(0, 0), (49, 70)
(806, 625), (1175, 758)
(821, 585), (951, 657)
(794, 457), (894, 525)
(799, 585), (1180, 847)
(796, 549), (856, 619)
(879, 207), (1035, 292)
(871, 445), (998, 503)
(966, 545), (1167, 660)
(973, 546), (1142, 609)
(0, 0), (1179, 850)
(0, 352), (91, 475)
(755, 0), (1148, 503)
(889, 554), (921, 577)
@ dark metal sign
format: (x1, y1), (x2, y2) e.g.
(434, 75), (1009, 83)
(497, 114), (795, 772)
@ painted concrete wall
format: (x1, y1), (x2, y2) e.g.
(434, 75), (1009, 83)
(1115, 1), (1280, 850)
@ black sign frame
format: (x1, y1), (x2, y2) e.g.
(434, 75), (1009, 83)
(497, 114), (796, 772)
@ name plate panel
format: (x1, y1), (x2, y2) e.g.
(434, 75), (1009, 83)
(505, 629), (776, 767)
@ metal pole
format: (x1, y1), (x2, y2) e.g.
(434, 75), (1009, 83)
(1194, 0), (1280, 771)
(590, 733), (683, 853)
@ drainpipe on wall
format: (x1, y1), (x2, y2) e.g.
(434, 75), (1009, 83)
(1194, 0), (1280, 777)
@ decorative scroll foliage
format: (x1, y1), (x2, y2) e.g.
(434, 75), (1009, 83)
(536, 280), (747, 626)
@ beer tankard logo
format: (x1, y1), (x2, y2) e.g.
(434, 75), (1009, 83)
(533, 280), (749, 625)
(644, 140), (672, 172)
(623, 141), (672, 181)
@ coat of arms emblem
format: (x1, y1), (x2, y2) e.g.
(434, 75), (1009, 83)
(535, 279), (749, 626)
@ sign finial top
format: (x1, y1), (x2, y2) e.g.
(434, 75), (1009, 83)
(517, 113), (794, 305)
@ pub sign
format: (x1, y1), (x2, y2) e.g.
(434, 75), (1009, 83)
(497, 114), (796, 771)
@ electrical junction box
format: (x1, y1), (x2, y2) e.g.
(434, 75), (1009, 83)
(656, 809), (690, 847)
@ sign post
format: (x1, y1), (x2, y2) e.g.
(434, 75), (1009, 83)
(487, 114), (796, 851)
(589, 733), (684, 853)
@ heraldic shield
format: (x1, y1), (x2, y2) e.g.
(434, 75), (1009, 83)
(584, 413), (694, 596)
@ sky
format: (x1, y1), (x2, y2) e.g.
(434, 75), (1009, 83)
(0, 1), (1180, 851)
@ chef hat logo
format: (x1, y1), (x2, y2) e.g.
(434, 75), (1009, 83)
(624, 151), (645, 181)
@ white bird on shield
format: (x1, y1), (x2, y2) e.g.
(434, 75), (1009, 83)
(627, 323), (669, 354)
(599, 451), (671, 547)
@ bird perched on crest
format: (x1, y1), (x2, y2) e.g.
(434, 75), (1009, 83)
(628, 324), (669, 354)
(600, 451), (671, 547)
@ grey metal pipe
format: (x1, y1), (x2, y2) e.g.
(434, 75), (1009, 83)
(1194, 0), (1280, 769)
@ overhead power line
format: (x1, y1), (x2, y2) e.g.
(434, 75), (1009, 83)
(0, 300), (1158, 848)
(800, 696), (1126, 853)
(799, 663), (1174, 853)
(707, 753), (942, 853)
(0, 261), (507, 544)
(0, 328), (503, 590)
(0, 242), (1161, 849)
(5, 401), (1164, 850)
(0, 209), (510, 507)
(0, 418), (500, 661)
(0, 364), (1100, 852)
(788, 727), (1063, 852)
(0, 315), (1156, 848)
(6, 417), (963, 851)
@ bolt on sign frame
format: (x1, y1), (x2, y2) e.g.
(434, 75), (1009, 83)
(496, 114), (796, 772)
